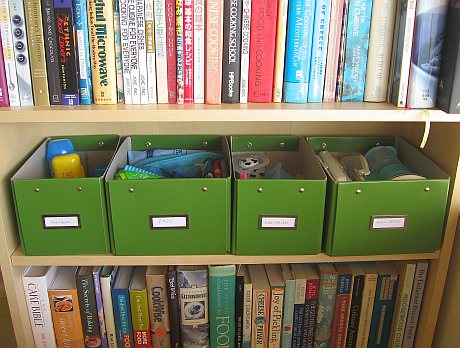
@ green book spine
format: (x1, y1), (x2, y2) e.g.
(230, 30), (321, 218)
(209, 265), (236, 348)
(129, 288), (151, 348)
(314, 271), (338, 347)
(281, 278), (295, 348)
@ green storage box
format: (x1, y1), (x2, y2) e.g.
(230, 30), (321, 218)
(11, 135), (120, 255)
(231, 136), (327, 255)
(307, 136), (450, 256)
(106, 135), (231, 255)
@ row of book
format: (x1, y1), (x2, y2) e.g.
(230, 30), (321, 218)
(22, 260), (428, 348)
(0, 0), (457, 109)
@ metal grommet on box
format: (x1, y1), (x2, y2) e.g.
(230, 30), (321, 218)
(76, 186), (82, 192)
(145, 142), (152, 148)
(98, 141), (105, 147)
(246, 142), (253, 148)
(33, 187), (40, 193)
(257, 188), (263, 193)
(425, 187), (430, 192)
(128, 188), (134, 193)
(279, 142), (285, 148)
(321, 143), (327, 149)
(202, 141), (208, 148)
(202, 187), (208, 192)
(299, 188), (305, 193)
(356, 189), (362, 195)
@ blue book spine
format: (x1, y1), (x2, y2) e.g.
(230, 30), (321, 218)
(112, 288), (134, 348)
(342, 0), (374, 102)
(283, 0), (316, 103)
(74, 0), (93, 104)
(307, 0), (332, 102)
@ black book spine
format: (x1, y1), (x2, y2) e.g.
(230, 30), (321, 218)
(291, 301), (304, 348)
(345, 275), (365, 348)
(167, 267), (181, 348)
(301, 298), (317, 348)
(41, 0), (62, 104)
(235, 274), (244, 348)
(221, 0), (242, 103)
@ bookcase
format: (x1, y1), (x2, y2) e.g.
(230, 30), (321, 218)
(0, 104), (459, 347)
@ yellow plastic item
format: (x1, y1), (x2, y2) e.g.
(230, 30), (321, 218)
(52, 153), (85, 178)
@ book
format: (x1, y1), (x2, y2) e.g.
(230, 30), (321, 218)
(48, 266), (85, 347)
(368, 262), (399, 348)
(407, 0), (449, 108)
(355, 264), (378, 348)
(221, 0), (242, 104)
(389, 0), (417, 107)
(113, 0), (124, 103)
(345, 264), (365, 348)
(165, 0), (176, 103)
(272, 0), (288, 103)
(119, 0), (132, 104)
(87, 0), (118, 104)
(335, 0), (350, 101)
(129, 267), (151, 348)
(247, 0), (278, 102)
(166, 266), (181, 348)
(100, 266), (119, 348)
(0, 29), (9, 106)
(313, 263), (338, 347)
(76, 266), (103, 348)
(209, 265), (236, 348)
(92, 267), (108, 348)
(175, 0), (184, 104)
(388, 261), (417, 348)
(22, 266), (59, 348)
(146, 265), (171, 348)
(236, 265), (245, 348)
(205, 0), (224, 104)
(112, 266), (134, 348)
(153, 0), (166, 103)
(265, 264), (284, 348)
(307, 0), (332, 103)
(402, 260), (429, 348)
(280, 264), (295, 348)
(341, 0), (374, 102)
(330, 265), (353, 348)
(177, 265), (209, 347)
(301, 264), (320, 348)
(183, 0), (194, 103)
(128, 0), (140, 103)
(436, 0), (460, 114)
(136, 0), (148, 104)
(241, 265), (252, 348)
(239, 0), (251, 103)
(290, 264), (306, 348)
(248, 264), (270, 348)
(323, 0), (346, 102)
(364, 0), (398, 102)
(193, 0), (204, 103)
(282, 0), (315, 103)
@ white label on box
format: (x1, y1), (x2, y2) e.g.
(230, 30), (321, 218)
(371, 216), (406, 230)
(43, 216), (80, 229)
(151, 216), (188, 229)
(260, 216), (297, 229)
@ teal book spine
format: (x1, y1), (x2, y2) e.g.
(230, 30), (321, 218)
(342, 0), (374, 101)
(313, 271), (338, 347)
(209, 265), (236, 348)
(281, 278), (295, 348)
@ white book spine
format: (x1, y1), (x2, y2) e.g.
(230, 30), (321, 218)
(146, 0), (158, 103)
(364, 0), (398, 102)
(0, 0), (20, 106)
(137, 0), (148, 104)
(154, 0), (168, 103)
(242, 282), (253, 347)
(120, 0), (132, 104)
(193, 0), (204, 103)
(8, 0), (33, 106)
(128, 0), (140, 103)
(272, 0), (288, 103)
(100, 273), (118, 348)
(239, 0), (251, 103)
(22, 266), (58, 348)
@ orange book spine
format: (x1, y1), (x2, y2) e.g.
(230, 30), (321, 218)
(205, 0), (223, 104)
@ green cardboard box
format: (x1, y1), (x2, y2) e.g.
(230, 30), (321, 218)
(231, 136), (327, 255)
(307, 136), (450, 256)
(106, 135), (231, 255)
(11, 135), (120, 255)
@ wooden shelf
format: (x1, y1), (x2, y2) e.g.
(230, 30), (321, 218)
(10, 246), (440, 266)
(0, 103), (456, 123)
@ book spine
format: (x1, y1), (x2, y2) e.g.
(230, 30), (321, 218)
(167, 269), (181, 348)
(128, 0), (140, 103)
(146, 0), (158, 103)
(242, 280), (252, 348)
(345, 274), (365, 348)
(112, 288), (134, 348)
(193, 0), (204, 103)
(323, 0), (345, 102)
(307, 0), (332, 102)
(175, 0), (184, 103)
(93, 271), (109, 348)
(314, 273), (337, 347)
(100, 273), (118, 348)
(183, 0), (193, 103)
(280, 279), (295, 348)
(364, 0), (398, 102)
(165, 0), (176, 103)
(205, 0), (223, 104)
(77, 273), (103, 348)
(0, 32), (9, 106)
(54, 0), (79, 105)
(209, 265), (236, 348)
(0, 0), (19, 106)
(119, 0), (132, 104)
(114, 0), (124, 103)
(331, 274), (353, 348)
(8, 0), (34, 106)
(74, 0), (93, 104)
(301, 278), (319, 348)
(282, 0), (315, 103)
(342, 0), (374, 102)
(88, 0), (118, 104)
(291, 278), (306, 348)
(268, 286), (284, 348)
(335, 0), (350, 101)
(248, 0), (278, 102)
(272, 0), (288, 102)
(146, 274), (171, 348)
(407, 0), (448, 108)
(236, 274), (244, 348)
(252, 288), (270, 348)
(136, 0), (148, 104)
(390, 0), (417, 107)
(222, 0), (242, 103)
(356, 273), (378, 348)
(239, 0), (251, 103)
(402, 261), (429, 348)
(130, 289), (151, 348)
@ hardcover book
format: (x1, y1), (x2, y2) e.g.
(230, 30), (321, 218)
(146, 0), (159, 104)
(236, 265), (245, 347)
(193, 0), (205, 103)
(166, 0), (176, 103)
(290, 264), (306, 348)
(92, 267), (108, 348)
(248, 264), (270, 348)
(330, 265), (353, 348)
(100, 266), (119, 348)
(355, 264), (378, 348)
(136, 0), (149, 104)
(167, 266), (181, 348)
(175, 0), (184, 104)
(301, 264), (319, 348)
(112, 266), (134, 348)
(272, 0), (288, 102)
(280, 264), (295, 348)
(335, 0), (350, 101)
(128, 0), (140, 103)
(0, 32), (9, 106)
(129, 267), (151, 348)
(239, 0), (251, 103)
(119, 0), (132, 104)
(265, 264), (285, 348)
(183, 0), (194, 103)
(113, 0), (124, 103)
(345, 264), (365, 348)
(241, 265), (252, 348)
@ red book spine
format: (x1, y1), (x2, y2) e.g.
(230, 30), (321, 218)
(331, 293), (351, 348)
(0, 31), (9, 106)
(133, 328), (151, 348)
(183, 0), (194, 103)
(166, 0), (177, 103)
(248, 0), (278, 102)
